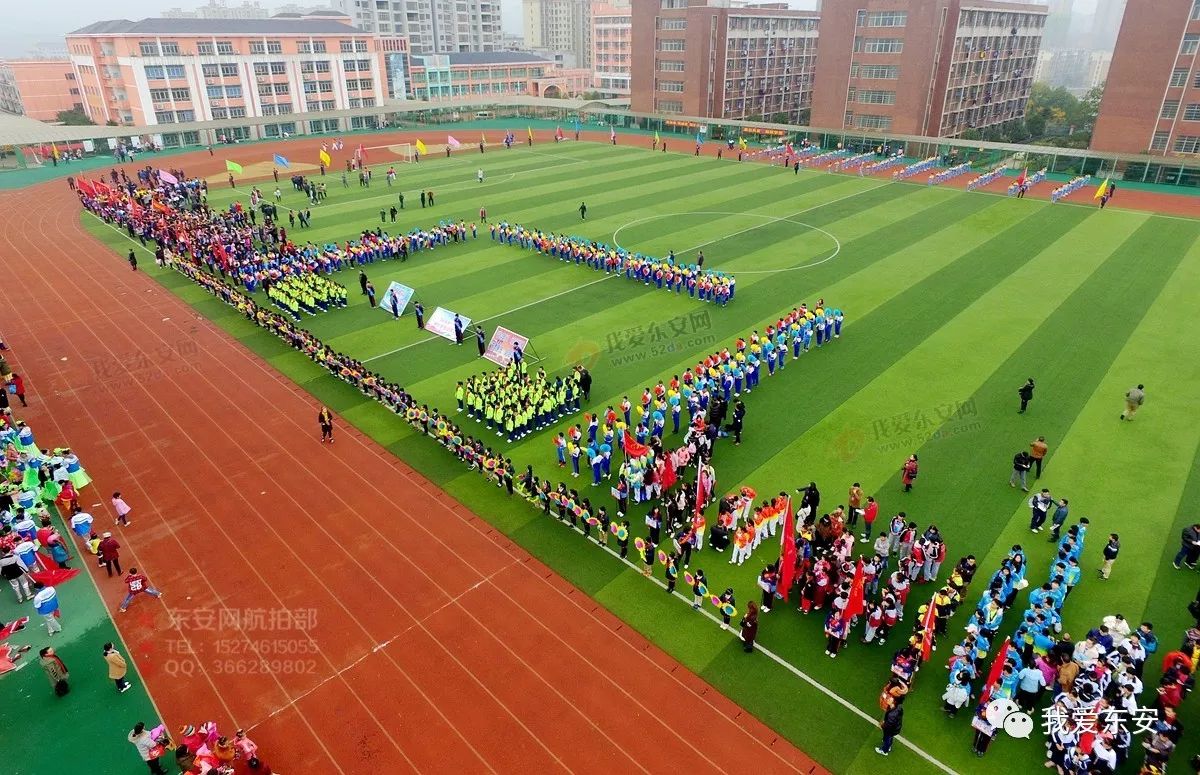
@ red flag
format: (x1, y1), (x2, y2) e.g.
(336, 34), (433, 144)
(622, 430), (650, 458)
(556, 126), (564, 140)
(94, 180), (113, 196)
(1016, 168), (1028, 186)
(843, 557), (866, 620)
(978, 636), (1012, 704)
(778, 496), (797, 601)
(76, 179), (96, 196)
(356, 143), (367, 164)
(919, 595), (938, 661)
(0, 616), (29, 641)
(694, 467), (711, 514)
(29, 568), (80, 586)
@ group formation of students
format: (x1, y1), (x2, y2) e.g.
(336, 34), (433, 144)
(265, 273), (348, 319)
(456, 362), (585, 443)
(488, 222), (737, 305)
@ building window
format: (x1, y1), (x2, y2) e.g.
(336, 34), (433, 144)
(161, 42), (180, 56)
(139, 42), (159, 56)
(660, 18), (686, 30)
(216, 41), (235, 55)
(155, 110), (175, 123)
(1171, 68), (1189, 88)
(866, 11), (907, 27)
(857, 64), (899, 79)
(274, 83), (289, 94)
(229, 106), (246, 118)
(1147, 128), (1166, 151)
(171, 88), (190, 100)
(658, 39), (686, 52)
(1161, 100), (1180, 119)
(166, 65), (186, 79)
(1182, 34), (1200, 55)
(144, 65), (165, 79)
(340, 40), (355, 53)
(656, 98), (683, 112)
(1184, 104), (1200, 121)
(176, 109), (194, 121)
(1173, 135), (1200, 153)
(149, 88), (170, 102)
(197, 42), (214, 56)
(858, 89), (896, 104)
(861, 38), (903, 54)
(221, 63), (238, 77)
(271, 62), (287, 75)
(844, 111), (854, 127)
(1192, 0), (1200, 21)
(855, 114), (892, 130)
(656, 79), (685, 92)
(202, 64), (219, 77)
(253, 62), (269, 76)
(207, 85), (224, 99)
(225, 85), (242, 98)
(657, 59), (685, 72)
(250, 41), (267, 54)
(211, 107), (227, 119)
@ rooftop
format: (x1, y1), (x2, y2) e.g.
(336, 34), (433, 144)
(413, 51), (553, 67)
(68, 17), (363, 36)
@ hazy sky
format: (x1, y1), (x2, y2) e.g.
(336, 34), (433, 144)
(1, 0), (1100, 60)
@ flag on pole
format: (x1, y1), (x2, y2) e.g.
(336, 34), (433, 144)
(610, 125), (616, 142)
(75, 179), (96, 196)
(738, 136), (748, 150)
(1016, 167), (1028, 187)
(481, 132), (487, 145)
(555, 125), (564, 140)
(273, 153), (290, 168)
(51, 143), (60, 160)
(574, 117), (581, 133)
(526, 126), (534, 141)
(355, 143), (367, 163)
(654, 130), (660, 144)
(695, 132), (703, 145)
(919, 596), (939, 662)
(778, 496), (796, 600)
(622, 430), (650, 458)
(1094, 178), (1110, 200)
(978, 637), (1012, 705)
(225, 160), (243, 174)
(447, 135), (461, 148)
(318, 149), (331, 166)
(843, 558), (866, 621)
(415, 139), (428, 155)
(158, 170), (178, 185)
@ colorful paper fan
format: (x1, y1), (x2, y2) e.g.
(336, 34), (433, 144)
(548, 491), (562, 504)
(615, 527), (629, 541)
(709, 595), (723, 608)
(657, 550), (668, 565)
(634, 537), (647, 552)
(610, 522), (620, 535)
(722, 603), (737, 617)
(697, 583), (708, 597)
(666, 565), (678, 579)
(573, 505), (583, 517)
(405, 408), (418, 420)
(585, 515), (599, 526)
(683, 571), (696, 586)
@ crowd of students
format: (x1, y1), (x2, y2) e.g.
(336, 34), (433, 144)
(489, 222), (737, 305)
(265, 274), (348, 319)
(456, 363), (585, 443)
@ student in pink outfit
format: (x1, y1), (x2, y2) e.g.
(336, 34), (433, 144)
(111, 492), (132, 527)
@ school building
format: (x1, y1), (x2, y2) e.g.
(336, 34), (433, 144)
(0, 59), (82, 121)
(1091, 0), (1200, 156)
(64, 17), (410, 138)
(408, 51), (591, 101)
(630, 0), (1047, 138)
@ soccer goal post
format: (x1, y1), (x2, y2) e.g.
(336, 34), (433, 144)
(385, 142), (415, 164)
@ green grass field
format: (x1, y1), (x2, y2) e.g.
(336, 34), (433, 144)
(84, 139), (1200, 774)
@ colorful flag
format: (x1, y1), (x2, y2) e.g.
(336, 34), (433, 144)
(919, 596), (939, 662)
(415, 139), (428, 155)
(526, 126), (534, 141)
(355, 143), (367, 163)
(318, 149), (331, 167)
(29, 568), (79, 586)
(555, 125), (564, 140)
(225, 160), (243, 174)
(978, 637), (1012, 704)
(777, 497), (796, 600)
(574, 117), (581, 133)
(273, 153), (290, 168)
(695, 132), (703, 145)
(76, 179), (96, 196)
(622, 430), (650, 458)
(1016, 167), (1028, 186)
(843, 558), (866, 621)
(447, 135), (461, 148)
(738, 137), (748, 150)
(1094, 177), (1110, 200)
(481, 132), (487, 145)
(610, 125), (616, 142)
(158, 169), (178, 185)
(654, 130), (660, 144)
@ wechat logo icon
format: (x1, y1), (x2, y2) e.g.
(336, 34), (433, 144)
(986, 699), (1035, 739)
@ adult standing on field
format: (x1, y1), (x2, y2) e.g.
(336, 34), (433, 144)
(98, 532), (122, 577)
(579, 201), (587, 220)
(318, 406), (334, 444)
(104, 642), (131, 692)
(1099, 533), (1120, 580)
(1010, 450), (1033, 491)
(901, 455), (919, 493)
(1017, 378), (1035, 414)
(1173, 524), (1200, 570)
(1121, 384), (1145, 421)
(1030, 436), (1048, 478)
(875, 698), (904, 756)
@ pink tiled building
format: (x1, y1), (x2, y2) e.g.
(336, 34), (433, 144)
(0, 59), (82, 121)
(65, 17), (408, 138)
(591, 0), (631, 95)
(409, 51), (590, 101)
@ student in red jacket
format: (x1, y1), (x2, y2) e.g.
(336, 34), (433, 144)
(860, 496), (879, 543)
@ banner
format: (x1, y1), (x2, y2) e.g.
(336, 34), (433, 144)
(379, 282), (415, 318)
(225, 160), (243, 174)
(319, 149), (331, 166)
(273, 153), (290, 168)
(483, 326), (529, 366)
(425, 306), (470, 342)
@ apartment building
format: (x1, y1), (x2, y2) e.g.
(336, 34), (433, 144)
(630, 0), (820, 123)
(66, 18), (402, 137)
(1091, 0), (1200, 156)
(524, 0), (592, 68)
(336, 0), (502, 54)
(811, 0), (1046, 137)
(409, 51), (590, 101)
(0, 60), (82, 120)
(592, 0), (632, 94)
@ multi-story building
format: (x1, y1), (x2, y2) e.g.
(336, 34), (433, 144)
(1092, 0), (1200, 156)
(65, 18), (403, 137)
(0, 59), (82, 120)
(1033, 48), (1111, 95)
(409, 51), (590, 100)
(591, 0), (632, 95)
(811, 0), (1045, 138)
(163, 1), (271, 20)
(630, 0), (820, 123)
(524, 0), (592, 68)
(335, 0), (502, 54)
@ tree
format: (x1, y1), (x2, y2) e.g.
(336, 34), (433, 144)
(55, 108), (94, 126)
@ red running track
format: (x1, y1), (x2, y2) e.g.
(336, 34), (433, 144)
(0, 171), (824, 774)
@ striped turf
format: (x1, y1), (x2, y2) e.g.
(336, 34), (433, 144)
(82, 139), (1200, 775)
